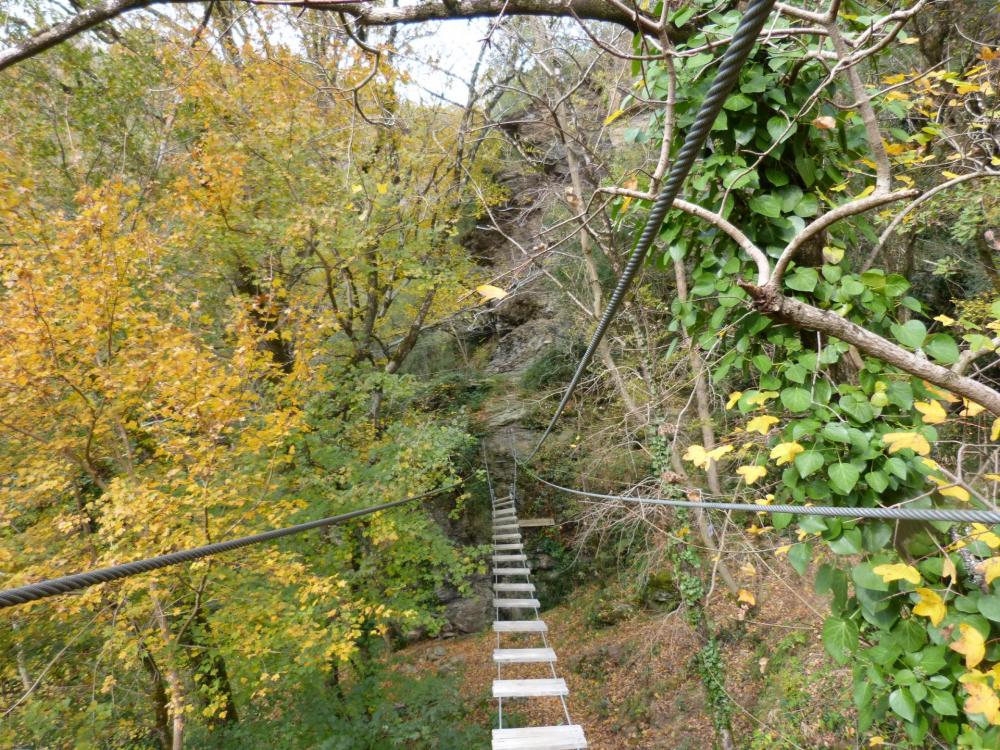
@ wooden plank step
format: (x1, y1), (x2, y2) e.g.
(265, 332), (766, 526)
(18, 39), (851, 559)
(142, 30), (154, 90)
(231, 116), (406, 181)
(493, 534), (521, 541)
(494, 582), (535, 592)
(493, 647), (556, 664)
(493, 598), (540, 609)
(493, 678), (568, 698)
(518, 519), (555, 528)
(493, 525), (520, 532)
(492, 725), (587, 750)
(494, 567), (530, 576)
(493, 620), (547, 633)
(494, 543), (523, 551)
(493, 513), (517, 520)
(493, 554), (528, 562)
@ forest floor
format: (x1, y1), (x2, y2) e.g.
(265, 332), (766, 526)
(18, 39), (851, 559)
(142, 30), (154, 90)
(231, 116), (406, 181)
(395, 557), (856, 750)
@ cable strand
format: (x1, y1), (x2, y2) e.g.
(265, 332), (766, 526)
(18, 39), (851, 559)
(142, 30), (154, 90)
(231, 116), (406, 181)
(0, 481), (463, 609)
(528, 0), (778, 459)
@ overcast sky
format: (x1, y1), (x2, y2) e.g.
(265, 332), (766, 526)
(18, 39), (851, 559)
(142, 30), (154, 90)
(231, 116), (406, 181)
(402, 19), (491, 105)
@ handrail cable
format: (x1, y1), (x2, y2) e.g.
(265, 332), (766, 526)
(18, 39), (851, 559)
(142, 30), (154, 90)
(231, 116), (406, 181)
(0, 481), (463, 610)
(518, 463), (1000, 524)
(527, 0), (778, 460)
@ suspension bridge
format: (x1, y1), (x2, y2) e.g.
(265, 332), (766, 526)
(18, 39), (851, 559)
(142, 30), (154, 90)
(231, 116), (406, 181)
(3, 0), (999, 746)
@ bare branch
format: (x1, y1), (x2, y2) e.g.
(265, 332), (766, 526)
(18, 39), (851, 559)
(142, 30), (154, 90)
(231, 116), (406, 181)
(0, 0), (665, 71)
(862, 172), (1000, 272)
(770, 189), (918, 285)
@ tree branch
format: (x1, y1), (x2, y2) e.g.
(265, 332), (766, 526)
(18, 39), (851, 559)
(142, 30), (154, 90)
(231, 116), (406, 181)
(770, 189), (918, 285)
(739, 282), (1000, 416)
(0, 0), (663, 72)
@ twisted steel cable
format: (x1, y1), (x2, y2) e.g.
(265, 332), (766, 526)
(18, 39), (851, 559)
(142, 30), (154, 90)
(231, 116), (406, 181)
(0, 482), (462, 609)
(525, 468), (1000, 524)
(528, 0), (778, 459)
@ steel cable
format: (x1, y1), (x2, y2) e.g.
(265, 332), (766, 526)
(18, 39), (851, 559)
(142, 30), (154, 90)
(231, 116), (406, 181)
(528, 0), (778, 459)
(0, 481), (463, 609)
(523, 466), (1000, 524)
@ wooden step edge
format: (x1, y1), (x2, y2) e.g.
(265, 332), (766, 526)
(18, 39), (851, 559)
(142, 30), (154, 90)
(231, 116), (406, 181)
(492, 678), (568, 698)
(491, 725), (587, 750)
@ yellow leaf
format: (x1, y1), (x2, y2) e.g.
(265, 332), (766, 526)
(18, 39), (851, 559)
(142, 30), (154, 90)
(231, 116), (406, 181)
(934, 314), (957, 326)
(351, 184), (363, 193)
(915, 400), (948, 424)
(940, 484), (971, 502)
(769, 442), (804, 466)
(924, 382), (960, 403)
(745, 391), (779, 407)
(992, 417), (1000, 441)
(964, 680), (1000, 724)
(740, 563), (756, 577)
(984, 558), (1000, 585)
(962, 399), (986, 417)
(972, 524), (1000, 549)
(683, 445), (710, 468)
(377, 183), (389, 195)
(913, 587), (946, 626)
(726, 391), (743, 409)
(985, 474), (1000, 482)
(951, 623), (987, 668)
(943, 556), (958, 583)
(900, 36), (920, 45)
(942, 170), (961, 179)
(736, 465), (767, 485)
(869, 737), (885, 748)
(604, 108), (625, 125)
(707, 445), (734, 463)
(738, 589), (756, 606)
(883, 431), (931, 456)
(774, 544), (791, 556)
(873, 563), (921, 586)
(475, 284), (508, 301)
(746, 415), (779, 435)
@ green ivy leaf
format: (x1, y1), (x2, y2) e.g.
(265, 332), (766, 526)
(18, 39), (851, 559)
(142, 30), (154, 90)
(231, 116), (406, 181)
(924, 333), (959, 365)
(749, 194), (782, 219)
(891, 319), (927, 349)
(822, 616), (859, 665)
(977, 593), (1000, 623)
(795, 450), (824, 478)
(889, 687), (917, 723)
(828, 463), (861, 494)
(781, 387), (812, 412)
(929, 689), (958, 717)
(785, 267), (819, 292)
(789, 542), (811, 575)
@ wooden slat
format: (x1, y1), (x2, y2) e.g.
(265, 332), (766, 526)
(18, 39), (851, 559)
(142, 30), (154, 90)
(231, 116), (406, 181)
(494, 583), (535, 592)
(493, 678), (568, 698)
(492, 725), (587, 750)
(493, 554), (527, 562)
(493, 567), (530, 576)
(518, 519), (555, 528)
(493, 598), (540, 609)
(493, 620), (547, 633)
(493, 647), (556, 664)
(493, 534), (521, 541)
(493, 526), (520, 533)
(494, 543), (523, 551)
